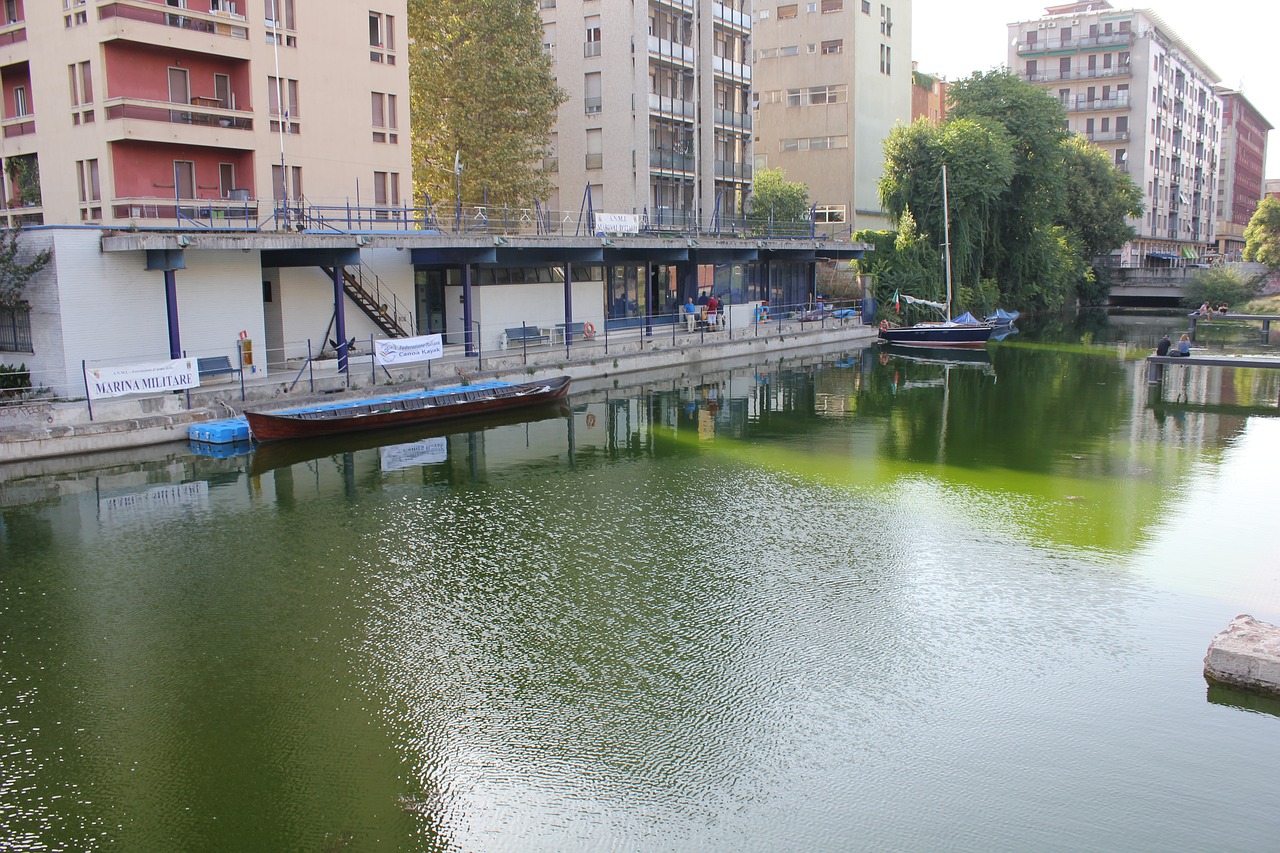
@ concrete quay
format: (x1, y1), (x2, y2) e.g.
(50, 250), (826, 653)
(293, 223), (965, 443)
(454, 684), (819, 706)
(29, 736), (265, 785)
(1, 321), (878, 468)
(1204, 615), (1280, 698)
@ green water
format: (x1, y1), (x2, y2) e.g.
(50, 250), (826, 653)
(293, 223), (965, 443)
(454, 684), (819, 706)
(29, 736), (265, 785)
(3, 329), (1279, 851)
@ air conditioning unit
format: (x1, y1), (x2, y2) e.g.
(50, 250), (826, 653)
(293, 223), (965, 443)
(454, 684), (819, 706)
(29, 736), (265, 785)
(1037, 22), (1046, 29)
(1048, 22), (1056, 28)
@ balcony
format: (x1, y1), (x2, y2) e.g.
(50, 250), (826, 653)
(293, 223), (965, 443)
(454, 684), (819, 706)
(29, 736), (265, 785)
(650, 149), (693, 173)
(648, 93), (694, 119)
(713, 108), (750, 131)
(1068, 93), (1131, 112)
(1025, 63), (1132, 83)
(714, 160), (752, 181)
(648, 36), (694, 66)
(1017, 30), (1135, 54)
(1, 112), (35, 140)
(103, 97), (254, 142)
(1085, 131), (1129, 143)
(0, 17), (25, 48)
(712, 2), (750, 33)
(712, 54), (750, 82)
(98, 1), (251, 58)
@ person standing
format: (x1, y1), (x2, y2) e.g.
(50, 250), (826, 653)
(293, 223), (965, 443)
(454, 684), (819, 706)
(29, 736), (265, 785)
(706, 293), (719, 327)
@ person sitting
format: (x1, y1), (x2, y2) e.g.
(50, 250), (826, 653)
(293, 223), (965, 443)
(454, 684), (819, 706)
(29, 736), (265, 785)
(1156, 334), (1171, 356)
(755, 301), (770, 324)
(1217, 303), (1230, 315)
(1175, 333), (1192, 356)
(1198, 302), (1212, 318)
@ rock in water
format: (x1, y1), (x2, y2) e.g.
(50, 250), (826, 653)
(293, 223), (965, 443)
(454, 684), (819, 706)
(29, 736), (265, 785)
(1204, 614), (1280, 697)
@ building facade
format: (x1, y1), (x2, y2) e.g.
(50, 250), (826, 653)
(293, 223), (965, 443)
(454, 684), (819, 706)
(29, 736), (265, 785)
(0, 0), (412, 228)
(1213, 87), (1272, 259)
(1008, 2), (1221, 265)
(751, 0), (911, 232)
(910, 63), (947, 126)
(538, 0), (753, 230)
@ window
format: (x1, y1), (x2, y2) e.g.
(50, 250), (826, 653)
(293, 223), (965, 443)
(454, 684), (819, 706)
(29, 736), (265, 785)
(219, 163), (236, 197)
(265, 0), (294, 29)
(880, 4), (892, 36)
(75, 158), (100, 203)
(373, 170), (400, 210)
(821, 0), (843, 10)
(814, 204), (846, 223)
(821, 39), (842, 54)
(861, 0), (870, 13)
(3, 0), (17, 25)
(67, 61), (92, 107)
(371, 92), (397, 142)
(174, 160), (195, 199)
(777, 4), (797, 18)
(584, 15), (601, 56)
(0, 305), (31, 353)
(758, 9), (769, 18)
(879, 44), (890, 75)
(584, 71), (601, 113)
(268, 76), (299, 131)
(586, 128), (602, 170)
(781, 135), (847, 150)
(1117, 116), (1128, 133)
(13, 86), (27, 116)
(778, 45), (798, 56)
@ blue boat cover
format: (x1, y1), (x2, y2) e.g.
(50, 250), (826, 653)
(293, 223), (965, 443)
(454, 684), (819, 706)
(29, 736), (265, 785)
(950, 312), (982, 325)
(985, 308), (1020, 324)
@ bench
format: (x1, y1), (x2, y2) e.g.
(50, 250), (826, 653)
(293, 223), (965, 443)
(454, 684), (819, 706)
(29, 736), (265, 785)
(501, 326), (549, 349)
(553, 322), (586, 344)
(197, 355), (241, 382)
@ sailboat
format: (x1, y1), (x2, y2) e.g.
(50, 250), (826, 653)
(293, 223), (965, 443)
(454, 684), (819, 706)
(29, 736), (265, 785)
(878, 165), (993, 350)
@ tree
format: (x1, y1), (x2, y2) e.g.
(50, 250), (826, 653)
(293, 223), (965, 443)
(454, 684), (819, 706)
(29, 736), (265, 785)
(748, 168), (810, 235)
(408, 0), (566, 211)
(1181, 267), (1264, 310)
(0, 227), (51, 309)
(1243, 197), (1280, 267)
(1059, 136), (1142, 304)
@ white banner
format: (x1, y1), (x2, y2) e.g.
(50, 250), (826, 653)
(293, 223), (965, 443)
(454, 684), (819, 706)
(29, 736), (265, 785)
(594, 212), (641, 235)
(380, 437), (448, 470)
(374, 334), (444, 366)
(87, 358), (200, 399)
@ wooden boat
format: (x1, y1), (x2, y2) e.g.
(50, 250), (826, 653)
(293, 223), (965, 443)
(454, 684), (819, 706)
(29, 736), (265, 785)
(878, 165), (993, 351)
(245, 376), (571, 442)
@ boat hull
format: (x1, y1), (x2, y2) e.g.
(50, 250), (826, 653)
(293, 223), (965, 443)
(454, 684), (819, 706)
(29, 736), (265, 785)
(878, 325), (992, 349)
(245, 376), (572, 442)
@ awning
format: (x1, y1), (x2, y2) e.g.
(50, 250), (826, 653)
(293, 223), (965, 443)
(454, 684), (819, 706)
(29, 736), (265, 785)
(1181, 246), (1199, 259)
(1146, 252), (1179, 260)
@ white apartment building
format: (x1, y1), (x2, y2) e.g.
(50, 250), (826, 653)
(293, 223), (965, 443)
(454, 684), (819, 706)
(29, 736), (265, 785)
(1008, 2), (1220, 265)
(752, 0), (912, 232)
(539, 0), (753, 230)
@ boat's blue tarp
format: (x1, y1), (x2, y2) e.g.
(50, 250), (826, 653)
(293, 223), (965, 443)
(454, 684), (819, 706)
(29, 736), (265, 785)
(985, 308), (1020, 324)
(950, 312), (982, 325)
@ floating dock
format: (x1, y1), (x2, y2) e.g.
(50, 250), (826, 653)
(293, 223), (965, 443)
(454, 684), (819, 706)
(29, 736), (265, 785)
(1204, 615), (1280, 697)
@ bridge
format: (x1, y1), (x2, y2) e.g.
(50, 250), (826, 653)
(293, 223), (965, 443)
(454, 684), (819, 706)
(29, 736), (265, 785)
(1108, 262), (1273, 304)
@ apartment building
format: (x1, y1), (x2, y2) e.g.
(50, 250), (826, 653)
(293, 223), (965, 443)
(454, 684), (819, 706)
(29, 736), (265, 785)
(752, 0), (911, 232)
(910, 62), (947, 126)
(539, 0), (753, 229)
(0, 0), (412, 227)
(1213, 87), (1272, 258)
(1008, 2), (1221, 265)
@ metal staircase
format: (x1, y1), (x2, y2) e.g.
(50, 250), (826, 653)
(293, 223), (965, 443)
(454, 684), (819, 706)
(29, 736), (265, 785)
(320, 264), (411, 338)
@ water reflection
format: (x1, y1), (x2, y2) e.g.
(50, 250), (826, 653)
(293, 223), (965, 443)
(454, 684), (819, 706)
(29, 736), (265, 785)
(2, 331), (1279, 851)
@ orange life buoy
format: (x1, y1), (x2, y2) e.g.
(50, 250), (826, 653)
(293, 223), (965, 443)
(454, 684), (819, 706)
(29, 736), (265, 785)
(879, 319), (890, 331)
(585, 413), (597, 428)
(582, 321), (596, 339)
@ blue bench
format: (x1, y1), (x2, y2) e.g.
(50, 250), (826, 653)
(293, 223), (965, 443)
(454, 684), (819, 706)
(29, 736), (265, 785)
(502, 326), (548, 349)
(197, 355), (241, 381)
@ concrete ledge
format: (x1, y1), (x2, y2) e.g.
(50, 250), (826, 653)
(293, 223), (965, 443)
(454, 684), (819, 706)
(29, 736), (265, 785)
(1204, 614), (1280, 697)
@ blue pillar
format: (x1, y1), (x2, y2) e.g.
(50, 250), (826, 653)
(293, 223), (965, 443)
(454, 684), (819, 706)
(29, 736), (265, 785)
(563, 261), (574, 344)
(462, 263), (475, 357)
(331, 266), (348, 374)
(164, 269), (181, 359)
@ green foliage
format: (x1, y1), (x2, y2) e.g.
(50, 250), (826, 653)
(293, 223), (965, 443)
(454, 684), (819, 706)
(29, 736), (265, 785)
(1243, 197), (1280, 267)
(0, 362), (30, 393)
(5, 157), (40, 206)
(408, 0), (567, 210)
(748, 168), (810, 233)
(879, 70), (1141, 313)
(1180, 267), (1265, 309)
(0, 227), (51, 308)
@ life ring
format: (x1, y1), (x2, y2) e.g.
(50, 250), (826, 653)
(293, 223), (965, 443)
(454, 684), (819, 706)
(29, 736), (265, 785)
(582, 321), (596, 339)
(879, 319), (890, 331)
(585, 413), (597, 428)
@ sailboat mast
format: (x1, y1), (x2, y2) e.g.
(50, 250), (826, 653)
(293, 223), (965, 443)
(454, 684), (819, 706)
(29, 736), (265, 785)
(941, 164), (953, 320)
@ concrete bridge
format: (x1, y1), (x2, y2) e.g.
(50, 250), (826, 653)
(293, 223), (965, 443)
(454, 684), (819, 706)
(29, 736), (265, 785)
(1108, 262), (1273, 304)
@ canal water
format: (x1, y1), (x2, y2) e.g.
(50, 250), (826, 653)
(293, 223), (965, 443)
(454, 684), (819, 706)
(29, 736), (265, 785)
(2, 317), (1279, 851)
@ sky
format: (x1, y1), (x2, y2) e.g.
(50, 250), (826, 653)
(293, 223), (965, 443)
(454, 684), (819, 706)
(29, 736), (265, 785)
(910, 0), (1280, 179)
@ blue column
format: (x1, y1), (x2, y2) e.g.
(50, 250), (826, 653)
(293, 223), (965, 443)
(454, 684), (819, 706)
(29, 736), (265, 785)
(462, 263), (475, 357)
(331, 266), (348, 374)
(164, 269), (181, 359)
(563, 261), (574, 344)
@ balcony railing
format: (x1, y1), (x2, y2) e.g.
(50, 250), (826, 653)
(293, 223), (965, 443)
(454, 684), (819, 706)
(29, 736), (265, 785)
(1017, 31), (1135, 53)
(98, 1), (249, 40)
(713, 107), (751, 130)
(0, 19), (25, 47)
(584, 40), (601, 57)
(1025, 64), (1132, 83)
(648, 36), (694, 65)
(542, 156), (558, 173)
(712, 54), (750, 81)
(1085, 130), (1129, 143)
(1068, 93), (1131, 112)
(649, 93), (694, 119)
(712, 2), (750, 31)
(584, 96), (602, 114)
(585, 153), (603, 170)
(650, 150), (694, 172)
(714, 160), (752, 180)
(104, 97), (253, 130)
(1, 113), (35, 138)
(111, 195), (260, 227)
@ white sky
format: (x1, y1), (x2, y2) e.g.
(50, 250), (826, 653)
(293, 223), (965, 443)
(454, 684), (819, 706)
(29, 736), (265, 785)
(910, 0), (1280, 178)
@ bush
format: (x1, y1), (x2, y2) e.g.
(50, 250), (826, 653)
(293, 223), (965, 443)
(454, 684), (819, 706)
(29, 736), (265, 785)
(1180, 268), (1264, 311)
(0, 362), (31, 395)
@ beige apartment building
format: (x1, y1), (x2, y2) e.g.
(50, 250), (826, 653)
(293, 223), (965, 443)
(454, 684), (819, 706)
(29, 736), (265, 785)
(0, 0), (412, 228)
(1008, 1), (1221, 265)
(539, 0), (753, 230)
(752, 0), (912, 232)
